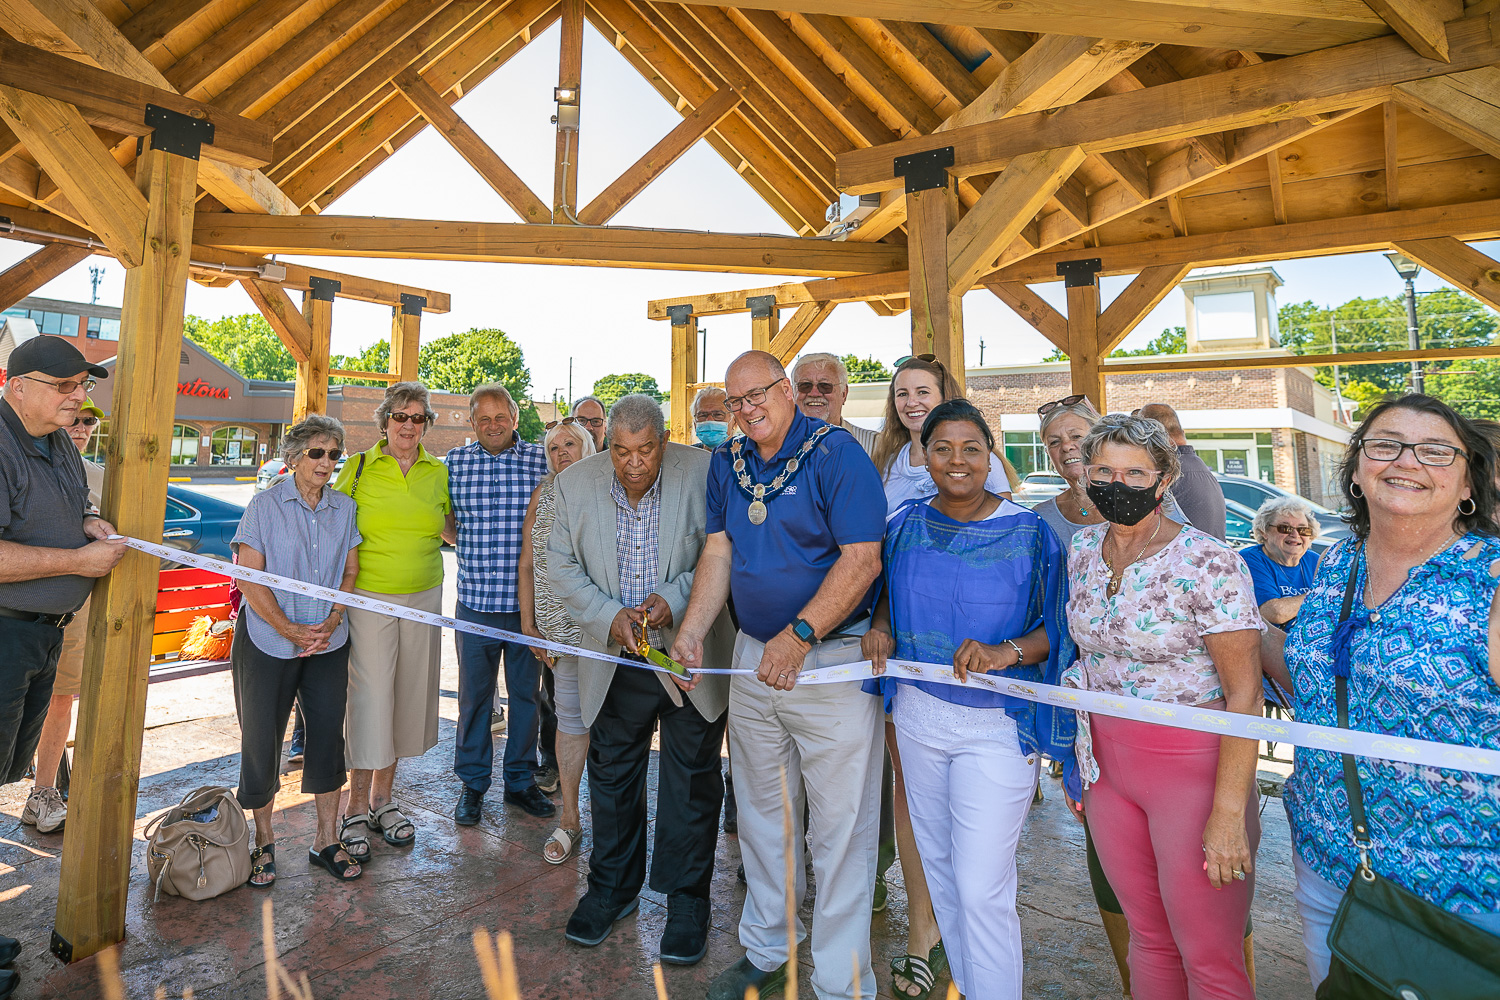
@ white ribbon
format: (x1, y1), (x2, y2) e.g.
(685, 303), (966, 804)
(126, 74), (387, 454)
(124, 536), (1500, 777)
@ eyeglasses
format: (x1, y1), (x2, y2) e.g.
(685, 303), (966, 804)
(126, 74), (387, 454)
(1085, 465), (1165, 490)
(20, 375), (96, 395)
(1274, 524), (1315, 538)
(1359, 438), (1466, 467)
(574, 416), (605, 429)
(1038, 394), (1086, 416)
(795, 380), (838, 396)
(725, 377), (786, 412)
(545, 417), (578, 430)
(71, 415), (99, 428)
(387, 412), (428, 424)
(303, 447), (342, 461)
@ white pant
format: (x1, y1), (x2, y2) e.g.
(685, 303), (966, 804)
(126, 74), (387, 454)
(728, 631), (883, 1000)
(896, 717), (1040, 1000)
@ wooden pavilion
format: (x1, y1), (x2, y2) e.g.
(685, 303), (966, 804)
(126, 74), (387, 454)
(2, 0), (1500, 966)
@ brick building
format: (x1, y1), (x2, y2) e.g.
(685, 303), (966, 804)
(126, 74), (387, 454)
(2, 295), (122, 367)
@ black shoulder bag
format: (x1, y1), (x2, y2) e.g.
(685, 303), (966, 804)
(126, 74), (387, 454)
(1317, 548), (1500, 1000)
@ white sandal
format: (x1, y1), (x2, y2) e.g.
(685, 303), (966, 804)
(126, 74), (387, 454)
(543, 827), (581, 865)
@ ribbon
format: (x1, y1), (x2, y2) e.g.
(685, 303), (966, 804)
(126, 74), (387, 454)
(122, 536), (1500, 777)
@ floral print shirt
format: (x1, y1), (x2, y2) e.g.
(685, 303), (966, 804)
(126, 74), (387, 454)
(1066, 523), (1265, 705)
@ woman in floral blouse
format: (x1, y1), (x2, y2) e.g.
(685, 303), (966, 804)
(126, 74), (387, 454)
(1063, 413), (1266, 1000)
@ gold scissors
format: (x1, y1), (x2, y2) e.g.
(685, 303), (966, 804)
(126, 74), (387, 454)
(631, 619), (691, 677)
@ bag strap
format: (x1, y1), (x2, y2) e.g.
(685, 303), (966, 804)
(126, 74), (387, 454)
(1333, 545), (1375, 878)
(350, 452), (366, 498)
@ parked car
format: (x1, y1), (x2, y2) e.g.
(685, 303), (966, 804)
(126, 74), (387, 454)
(1214, 473), (1350, 542)
(162, 485), (245, 563)
(1016, 471), (1068, 505)
(255, 453), (346, 493)
(1224, 497), (1334, 556)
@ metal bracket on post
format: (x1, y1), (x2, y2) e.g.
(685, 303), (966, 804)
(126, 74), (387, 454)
(50, 930), (71, 965)
(142, 104), (214, 160)
(747, 295), (777, 319)
(308, 275), (341, 301)
(666, 304), (693, 327)
(893, 146), (955, 194)
(1056, 258), (1103, 288)
(400, 293), (426, 316)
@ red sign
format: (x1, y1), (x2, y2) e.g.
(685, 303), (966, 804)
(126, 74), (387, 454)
(178, 378), (231, 400)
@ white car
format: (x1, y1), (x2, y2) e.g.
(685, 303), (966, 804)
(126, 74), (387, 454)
(254, 454), (346, 492)
(1015, 471), (1068, 505)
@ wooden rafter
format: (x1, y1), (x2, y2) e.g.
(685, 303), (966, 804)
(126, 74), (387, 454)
(986, 280), (1068, 352)
(1363, 0), (1462, 62)
(1391, 237), (1500, 314)
(0, 242), (90, 310)
(553, 0), (583, 219)
(1393, 67), (1500, 161)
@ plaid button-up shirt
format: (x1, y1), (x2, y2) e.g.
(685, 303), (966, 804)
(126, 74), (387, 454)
(446, 436), (548, 613)
(612, 472), (662, 647)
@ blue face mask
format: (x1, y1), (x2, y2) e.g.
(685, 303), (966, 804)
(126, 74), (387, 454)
(695, 421), (729, 449)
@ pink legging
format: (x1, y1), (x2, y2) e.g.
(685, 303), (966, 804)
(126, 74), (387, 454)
(1084, 714), (1259, 1000)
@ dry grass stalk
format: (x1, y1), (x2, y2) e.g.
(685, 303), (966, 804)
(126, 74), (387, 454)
(260, 899), (312, 1000)
(472, 928), (521, 1000)
(651, 962), (669, 1000)
(97, 944), (125, 1000)
(744, 988), (759, 1000)
(945, 981), (961, 999)
(780, 766), (797, 1000)
(852, 950), (861, 1000)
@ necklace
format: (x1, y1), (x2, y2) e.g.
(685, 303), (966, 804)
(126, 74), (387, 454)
(730, 425), (830, 525)
(1363, 529), (1457, 606)
(1102, 510), (1164, 598)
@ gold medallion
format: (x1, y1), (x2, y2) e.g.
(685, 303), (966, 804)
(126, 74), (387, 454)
(748, 499), (768, 525)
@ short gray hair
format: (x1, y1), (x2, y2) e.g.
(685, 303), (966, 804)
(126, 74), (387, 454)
(1253, 495), (1320, 544)
(1039, 397), (1102, 438)
(691, 385), (726, 414)
(1079, 412), (1181, 481)
(543, 419), (596, 473)
(470, 383), (517, 416)
(607, 393), (666, 441)
(572, 394), (605, 416)
(375, 381), (436, 431)
(791, 352), (848, 386)
(280, 414), (345, 464)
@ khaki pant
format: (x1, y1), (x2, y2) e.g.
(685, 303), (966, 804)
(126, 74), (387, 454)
(345, 585), (442, 770)
(52, 595), (90, 700)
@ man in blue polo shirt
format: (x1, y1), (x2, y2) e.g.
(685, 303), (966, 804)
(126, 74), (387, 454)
(671, 351), (886, 1000)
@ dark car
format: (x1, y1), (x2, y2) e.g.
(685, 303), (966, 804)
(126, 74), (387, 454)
(1214, 473), (1350, 543)
(162, 485), (245, 563)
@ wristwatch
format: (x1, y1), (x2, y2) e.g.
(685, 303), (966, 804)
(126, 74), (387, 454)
(790, 617), (818, 645)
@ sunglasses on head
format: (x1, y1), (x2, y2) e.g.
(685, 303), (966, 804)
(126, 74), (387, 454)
(545, 417), (578, 430)
(894, 353), (939, 369)
(71, 415), (99, 428)
(1037, 394), (1087, 416)
(387, 412), (428, 424)
(304, 447), (342, 461)
(1274, 524), (1315, 538)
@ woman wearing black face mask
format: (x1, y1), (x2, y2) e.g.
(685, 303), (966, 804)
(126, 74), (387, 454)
(1061, 413), (1267, 1000)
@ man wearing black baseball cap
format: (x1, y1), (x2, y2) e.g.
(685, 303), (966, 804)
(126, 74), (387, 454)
(0, 336), (122, 999)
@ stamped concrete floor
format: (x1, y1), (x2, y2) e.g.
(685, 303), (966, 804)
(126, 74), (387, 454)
(1, 653), (1313, 999)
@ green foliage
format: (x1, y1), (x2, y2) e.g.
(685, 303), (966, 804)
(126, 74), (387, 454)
(184, 314), (296, 381)
(841, 354), (891, 383)
(592, 373), (664, 408)
(1043, 325), (1187, 363)
(329, 340), (391, 387)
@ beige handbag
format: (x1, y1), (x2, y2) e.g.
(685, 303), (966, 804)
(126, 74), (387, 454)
(144, 785), (252, 901)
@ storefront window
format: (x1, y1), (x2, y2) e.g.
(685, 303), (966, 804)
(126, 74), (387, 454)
(1004, 431), (1046, 478)
(86, 316), (121, 340)
(170, 424), (199, 465)
(82, 420), (108, 464)
(211, 425), (257, 466)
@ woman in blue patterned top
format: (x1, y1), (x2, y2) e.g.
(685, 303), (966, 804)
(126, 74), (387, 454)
(1268, 394), (1500, 988)
(862, 400), (1073, 1000)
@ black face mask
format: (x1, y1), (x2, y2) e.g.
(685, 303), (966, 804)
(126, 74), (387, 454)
(1086, 480), (1162, 526)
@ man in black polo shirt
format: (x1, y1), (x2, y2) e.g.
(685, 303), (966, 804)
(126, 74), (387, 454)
(0, 336), (124, 998)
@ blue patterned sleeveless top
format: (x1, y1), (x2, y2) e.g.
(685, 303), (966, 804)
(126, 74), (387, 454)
(1283, 535), (1500, 915)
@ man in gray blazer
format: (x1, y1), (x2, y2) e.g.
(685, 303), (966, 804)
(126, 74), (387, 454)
(547, 394), (734, 966)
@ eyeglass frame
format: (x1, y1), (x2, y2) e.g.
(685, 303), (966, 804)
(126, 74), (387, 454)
(387, 411), (429, 425)
(545, 416), (578, 430)
(1358, 437), (1467, 468)
(70, 415), (99, 428)
(571, 415), (605, 429)
(1083, 464), (1167, 490)
(302, 447), (343, 461)
(1273, 523), (1316, 538)
(794, 379), (840, 396)
(725, 377), (787, 412)
(18, 374), (97, 395)
(1038, 394), (1087, 416)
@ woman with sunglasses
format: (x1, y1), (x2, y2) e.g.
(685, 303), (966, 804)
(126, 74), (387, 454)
(1241, 497), (1321, 630)
(231, 415), (364, 885)
(333, 382), (451, 858)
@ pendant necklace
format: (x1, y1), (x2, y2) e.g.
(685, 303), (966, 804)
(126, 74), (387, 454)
(1102, 510), (1164, 599)
(731, 425), (829, 526)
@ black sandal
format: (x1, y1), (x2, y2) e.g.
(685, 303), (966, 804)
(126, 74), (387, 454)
(340, 815), (373, 861)
(248, 843), (276, 888)
(309, 843), (363, 881)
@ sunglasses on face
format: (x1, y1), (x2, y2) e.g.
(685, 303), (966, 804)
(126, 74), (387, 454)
(304, 447), (342, 461)
(1037, 394), (1087, 416)
(795, 380), (838, 396)
(387, 412), (428, 424)
(1274, 524), (1315, 538)
(71, 415), (99, 428)
(21, 374), (96, 395)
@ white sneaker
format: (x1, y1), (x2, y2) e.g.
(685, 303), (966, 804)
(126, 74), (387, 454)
(24, 786), (66, 833)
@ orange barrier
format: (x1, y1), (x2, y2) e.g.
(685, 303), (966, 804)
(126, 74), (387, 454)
(152, 566), (233, 660)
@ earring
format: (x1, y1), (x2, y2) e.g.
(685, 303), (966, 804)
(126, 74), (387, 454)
(1459, 497), (1477, 516)
(1349, 482), (1364, 498)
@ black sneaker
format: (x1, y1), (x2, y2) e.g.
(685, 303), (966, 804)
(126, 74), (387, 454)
(706, 956), (787, 1000)
(503, 785), (557, 818)
(659, 895), (710, 965)
(535, 762), (560, 795)
(564, 892), (639, 946)
(455, 786), (483, 826)
(490, 710), (506, 734)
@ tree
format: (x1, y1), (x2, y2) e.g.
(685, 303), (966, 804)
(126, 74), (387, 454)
(592, 373), (663, 408)
(184, 314), (296, 381)
(330, 340), (391, 387)
(841, 354), (891, 383)
(1043, 325), (1187, 362)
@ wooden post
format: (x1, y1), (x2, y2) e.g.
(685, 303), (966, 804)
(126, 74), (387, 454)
(904, 150), (965, 394)
(390, 292), (425, 383)
(293, 276), (336, 420)
(1059, 258), (1105, 411)
(552, 0), (583, 222)
(668, 304), (697, 444)
(748, 294), (779, 354)
(52, 138), (199, 964)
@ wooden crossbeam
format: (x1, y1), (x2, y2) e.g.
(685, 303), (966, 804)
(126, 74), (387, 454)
(1364, 0), (1462, 62)
(1393, 67), (1500, 161)
(986, 280), (1067, 353)
(330, 368), (399, 381)
(796, 12), (941, 135)
(118, 0), (224, 64)
(393, 66), (549, 222)
(1390, 238), (1500, 314)
(1104, 343), (1500, 375)
(241, 277), (313, 362)
(768, 300), (837, 361)
(1097, 263), (1192, 354)
(947, 145), (1085, 292)
(0, 242), (89, 310)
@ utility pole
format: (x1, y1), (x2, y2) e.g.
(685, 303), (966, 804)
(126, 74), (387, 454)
(1385, 252), (1424, 394)
(979, 337), (985, 366)
(567, 357), (573, 406)
(1328, 315), (1349, 425)
(700, 326), (707, 382)
(88, 266), (104, 305)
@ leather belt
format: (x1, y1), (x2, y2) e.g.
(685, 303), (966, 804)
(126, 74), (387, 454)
(0, 605), (75, 628)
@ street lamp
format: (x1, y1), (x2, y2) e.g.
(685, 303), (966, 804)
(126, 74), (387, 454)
(1385, 251), (1424, 394)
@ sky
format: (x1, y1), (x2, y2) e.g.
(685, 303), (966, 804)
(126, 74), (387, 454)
(1, 21), (1490, 402)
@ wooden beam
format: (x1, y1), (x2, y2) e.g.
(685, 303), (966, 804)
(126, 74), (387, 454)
(749, 297), (780, 353)
(1391, 237), (1500, 314)
(330, 367), (399, 382)
(193, 215), (908, 275)
(907, 179), (964, 393)
(947, 145), (1085, 293)
(577, 85), (741, 226)
(669, 312), (698, 444)
(390, 300), (422, 381)
(393, 67), (550, 222)
(835, 12), (1500, 195)
(1383, 100), (1400, 210)
(0, 242), (89, 309)
(553, 0), (583, 220)
(1065, 275), (1104, 409)
(986, 280), (1067, 353)
(51, 139), (198, 963)
(797, 12), (941, 135)
(0, 35), (274, 168)
(1266, 150), (1287, 224)
(241, 278), (312, 363)
(1363, 0), (1462, 62)
(768, 300), (837, 361)
(1393, 67), (1500, 160)
(294, 287), (334, 420)
(1097, 263), (1192, 355)
(0, 87), (148, 267)
(1104, 343), (1500, 375)
(118, 0), (223, 63)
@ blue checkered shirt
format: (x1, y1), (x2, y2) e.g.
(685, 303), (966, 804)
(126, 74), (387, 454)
(446, 436), (548, 613)
(612, 472), (662, 647)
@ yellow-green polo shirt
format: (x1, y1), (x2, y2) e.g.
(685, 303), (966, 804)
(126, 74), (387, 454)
(333, 442), (450, 594)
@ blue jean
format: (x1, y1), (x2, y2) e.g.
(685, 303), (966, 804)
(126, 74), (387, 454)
(455, 604), (540, 795)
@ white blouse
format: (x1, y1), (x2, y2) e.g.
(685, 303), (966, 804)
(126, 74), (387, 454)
(881, 442), (1015, 516)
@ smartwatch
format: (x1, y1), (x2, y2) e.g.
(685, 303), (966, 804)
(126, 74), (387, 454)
(790, 618), (817, 645)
